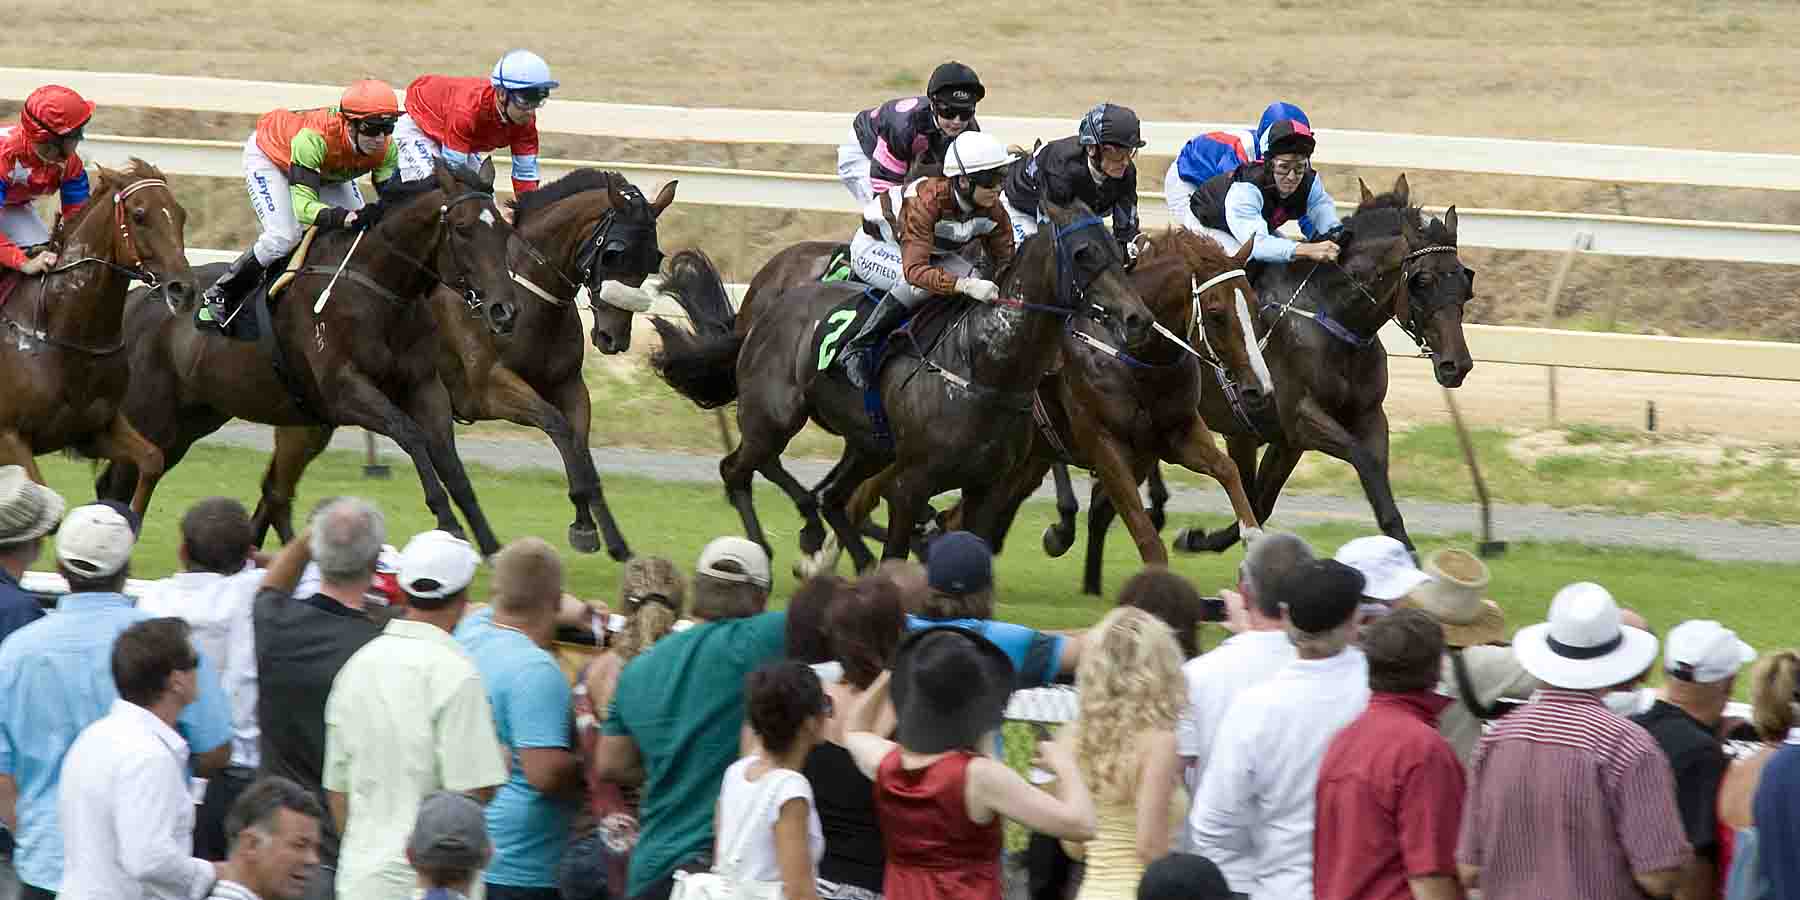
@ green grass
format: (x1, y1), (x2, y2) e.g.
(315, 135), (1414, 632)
(45, 444), (1800, 651)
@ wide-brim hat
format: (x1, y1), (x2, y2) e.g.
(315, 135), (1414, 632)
(0, 466), (64, 545)
(1514, 582), (1658, 691)
(891, 625), (1015, 754)
(1400, 548), (1506, 647)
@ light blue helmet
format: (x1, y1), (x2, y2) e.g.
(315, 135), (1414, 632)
(490, 50), (560, 92)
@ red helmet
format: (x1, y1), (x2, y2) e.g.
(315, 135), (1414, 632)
(20, 85), (95, 142)
(338, 79), (400, 120)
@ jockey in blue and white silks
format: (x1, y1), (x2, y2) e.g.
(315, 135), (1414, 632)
(1183, 115), (1343, 265)
(1165, 103), (1329, 236)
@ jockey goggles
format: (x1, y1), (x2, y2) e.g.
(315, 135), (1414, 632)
(24, 108), (84, 149)
(964, 167), (1005, 189)
(505, 86), (552, 109)
(933, 101), (976, 122)
(349, 115), (399, 136)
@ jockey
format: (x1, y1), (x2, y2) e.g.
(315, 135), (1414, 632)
(395, 49), (557, 199)
(1188, 118), (1342, 264)
(837, 61), (985, 207)
(1163, 101), (1311, 232)
(200, 79), (402, 330)
(0, 85), (94, 276)
(838, 131), (1017, 390)
(1000, 102), (1145, 263)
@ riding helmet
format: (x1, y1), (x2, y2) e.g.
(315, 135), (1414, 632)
(20, 85), (95, 141)
(927, 61), (985, 108)
(942, 132), (1016, 177)
(491, 49), (561, 91)
(1077, 103), (1147, 149)
(1262, 118), (1317, 159)
(339, 79), (401, 120)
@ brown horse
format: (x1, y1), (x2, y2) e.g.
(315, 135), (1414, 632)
(97, 159), (520, 554)
(251, 169), (676, 557)
(0, 159), (194, 512)
(801, 230), (1272, 584)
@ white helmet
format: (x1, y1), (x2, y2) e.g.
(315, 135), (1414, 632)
(942, 132), (1016, 178)
(491, 49), (560, 92)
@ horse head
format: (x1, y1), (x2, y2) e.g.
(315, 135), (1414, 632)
(1341, 174), (1474, 388)
(1151, 231), (1272, 410)
(1023, 196), (1152, 349)
(586, 176), (675, 354)
(91, 159), (195, 312)
(390, 157), (519, 337)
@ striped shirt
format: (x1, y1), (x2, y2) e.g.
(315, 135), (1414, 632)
(1455, 688), (1692, 900)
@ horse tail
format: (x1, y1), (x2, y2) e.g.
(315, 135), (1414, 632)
(650, 249), (743, 409)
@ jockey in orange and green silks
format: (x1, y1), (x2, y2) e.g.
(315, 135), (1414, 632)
(201, 79), (402, 330)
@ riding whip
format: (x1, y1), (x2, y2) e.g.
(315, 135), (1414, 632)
(314, 230), (366, 314)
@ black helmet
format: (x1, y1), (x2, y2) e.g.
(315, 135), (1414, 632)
(1077, 103), (1147, 149)
(928, 61), (985, 109)
(1262, 118), (1316, 158)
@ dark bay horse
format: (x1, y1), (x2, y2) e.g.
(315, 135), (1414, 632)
(651, 197), (1154, 570)
(98, 159), (520, 554)
(0, 159), (194, 512)
(252, 169), (676, 557)
(1076, 175), (1475, 567)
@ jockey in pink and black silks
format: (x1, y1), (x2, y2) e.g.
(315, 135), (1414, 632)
(0, 85), (95, 275)
(836, 61), (985, 207)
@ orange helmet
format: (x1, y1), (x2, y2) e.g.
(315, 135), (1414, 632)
(339, 79), (400, 121)
(21, 85), (95, 142)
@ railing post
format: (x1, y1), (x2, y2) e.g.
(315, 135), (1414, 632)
(1540, 231), (1595, 426)
(362, 431), (391, 479)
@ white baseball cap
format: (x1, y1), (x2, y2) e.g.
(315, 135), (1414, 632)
(1333, 536), (1430, 602)
(55, 503), (136, 578)
(695, 536), (771, 590)
(396, 530), (481, 603)
(1664, 620), (1756, 683)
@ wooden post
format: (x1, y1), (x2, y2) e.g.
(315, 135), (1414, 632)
(1442, 386), (1505, 558)
(1541, 231), (1594, 426)
(362, 431), (390, 479)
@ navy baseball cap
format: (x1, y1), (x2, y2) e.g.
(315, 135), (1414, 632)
(926, 531), (993, 594)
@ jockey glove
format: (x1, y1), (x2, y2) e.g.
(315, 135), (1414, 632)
(314, 207), (352, 230)
(955, 277), (1000, 303)
(350, 202), (385, 231)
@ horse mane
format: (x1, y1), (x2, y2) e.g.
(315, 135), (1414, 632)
(380, 160), (492, 208)
(508, 168), (627, 227)
(1150, 227), (1235, 274)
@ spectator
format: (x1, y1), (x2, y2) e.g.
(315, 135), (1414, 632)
(0, 504), (232, 900)
(1457, 582), (1692, 900)
(712, 662), (832, 900)
(1189, 559), (1370, 900)
(572, 557), (685, 899)
(324, 530), (507, 900)
(0, 465), (63, 644)
(1719, 650), (1800, 898)
(1314, 609), (1464, 900)
(210, 777), (325, 900)
(1136, 854), (1234, 900)
(407, 792), (493, 900)
(252, 499), (389, 900)
(787, 576), (851, 667)
(1065, 607), (1186, 900)
(844, 627), (1095, 900)
(869, 561), (929, 611)
(1605, 607), (1661, 717)
(1115, 569), (1205, 659)
(1333, 535), (1428, 628)
(59, 618), (220, 900)
(1632, 621), (1756, 900)
(455, 537), (584, 900)
(139, 497), (266, 860)
(908, 531), (1080, 688)
(597, 537), (788, 900)
(806, 576), (907, 900)
(1176, 532), (1313, 793)
(1393, 548), (1539, 765)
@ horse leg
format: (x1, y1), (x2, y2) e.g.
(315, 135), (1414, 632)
(0, 431), (42, 483)
(328, 373), (468, 549)
(1146, 465), (1171, 533)
(1081, 432), (1166, 571)
(404, 376), (504, 557)
(814, 450), (887, 574)
(251, 426), (335, 548)
(1176, 433), (1263, 553)
(491, 370), (611, 557)
(719, 389), (811, 561)
(1349, 407), (1413, 550)
(1168, 419), (1263, 543)
(1082, 484), (1120, 596)
(88, 415), (166, 519)
(986, 457), (1049, 556)
(1041, 462), (1080, 558)
(546, 374), (632, 561)
(879, 465), (934, 563)
(759, 460), (825, 554)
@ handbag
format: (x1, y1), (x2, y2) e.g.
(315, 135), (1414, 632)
(670, 768), (803, 900)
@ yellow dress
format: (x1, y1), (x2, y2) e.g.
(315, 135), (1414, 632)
(1071, 791), (1188, 900)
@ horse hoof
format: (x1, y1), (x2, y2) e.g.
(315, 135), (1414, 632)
(568, 525), (601, 554)
(798, 523), (825, 556)
(1172, 527), (1217, 554)
(1041, 525), (1073, 558)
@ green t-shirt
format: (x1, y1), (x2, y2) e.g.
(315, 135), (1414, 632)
(602, 611), (787, 897)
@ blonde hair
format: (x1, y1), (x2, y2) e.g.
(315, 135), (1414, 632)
(1072, 607), (1186, 805)
(615, 556), (683, 660)
(1751, 649), (1800, 742)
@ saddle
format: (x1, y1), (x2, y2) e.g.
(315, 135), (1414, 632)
(808, 288), (970, 447)
(197, 226), (322, 342)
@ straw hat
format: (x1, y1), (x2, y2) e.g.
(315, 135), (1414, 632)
(1399, 548), (1506, 647)
(0, 466), (64, 546)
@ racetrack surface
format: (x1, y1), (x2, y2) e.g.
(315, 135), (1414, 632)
(200, 423), (1800, 565)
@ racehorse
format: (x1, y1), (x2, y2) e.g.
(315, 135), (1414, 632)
(650, 197), (1154, 570)
(250, 169), (676, 557)
(0, 159), (194, 513)
(803, 229), (1274, 581)
(1074, 175), (1475, 571)
(97, 159), (520, 554)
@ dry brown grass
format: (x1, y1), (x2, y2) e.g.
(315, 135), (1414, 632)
(9, 0), (1800, 338)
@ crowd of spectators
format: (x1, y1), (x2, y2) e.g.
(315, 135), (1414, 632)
(0, 462), (1796, 900)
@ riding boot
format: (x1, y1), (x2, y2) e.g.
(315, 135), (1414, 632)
(840, 293), (910, 390)
(198, 249), (267, 332)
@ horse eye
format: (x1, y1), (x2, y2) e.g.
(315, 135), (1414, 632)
(132, 207), (148, 224)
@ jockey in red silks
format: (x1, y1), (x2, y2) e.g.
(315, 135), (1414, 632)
(0, 85), (95, 275)
(394, 49), (558, 205)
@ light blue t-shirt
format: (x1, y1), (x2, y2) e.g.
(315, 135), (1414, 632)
(904, 614), (1066, 688)
(0, 592), (233, 891)
(455, 608), (574, 887)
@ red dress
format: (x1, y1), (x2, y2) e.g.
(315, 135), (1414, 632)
(874, 749), (1003, 900)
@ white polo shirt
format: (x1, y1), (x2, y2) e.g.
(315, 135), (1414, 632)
(58, 699), (215, 900)
(1176, 630), (1297, 783)
(138, 568), (265, 769)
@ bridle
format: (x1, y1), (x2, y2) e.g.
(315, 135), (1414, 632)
(1336, 244), (1460, 355)
(344, 190), (505, 318)
(511, 192), (662, 313)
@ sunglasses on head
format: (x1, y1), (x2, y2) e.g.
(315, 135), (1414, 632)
(508, 87), (551, 109)
(966, 168), (1005, 189)
(352, 117), (397, 136)
(935, 104), (975, 122)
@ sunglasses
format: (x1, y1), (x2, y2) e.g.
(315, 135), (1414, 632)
(935, 104), (976, 122)
(352, 118), (398, 137)
(966, 168), (1005, 189)
(508, 88), (552, 109)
